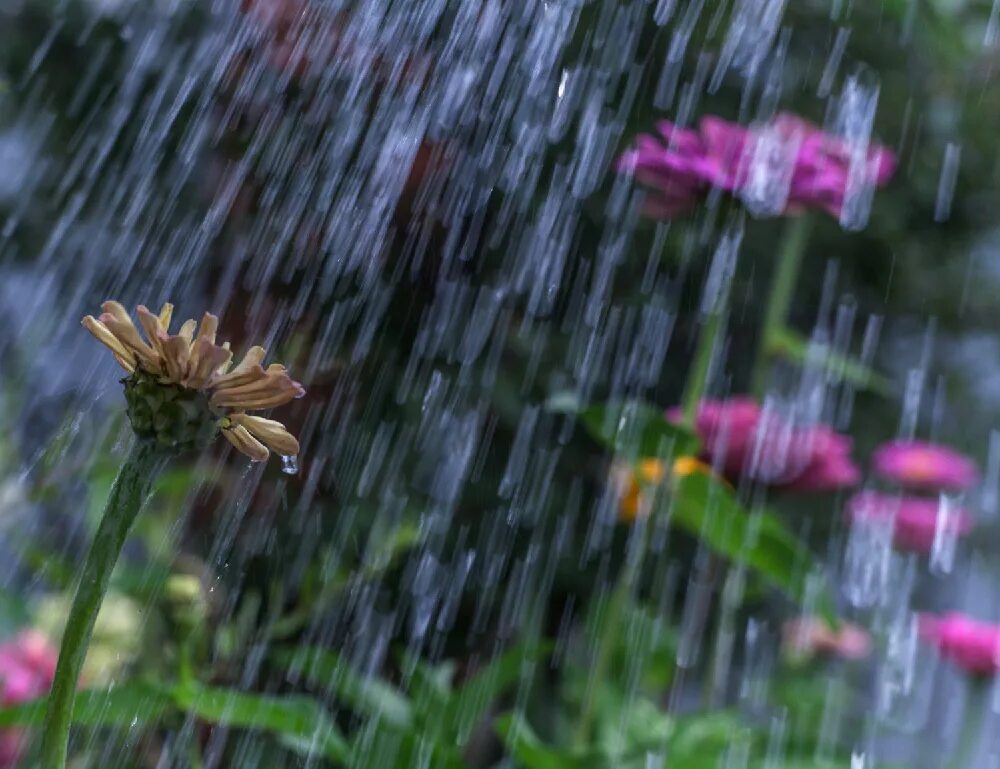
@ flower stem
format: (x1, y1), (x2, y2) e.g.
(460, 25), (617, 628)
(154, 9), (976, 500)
(951, 681), (987, 769)
(681, 309), (724, 428)
(41, 441), (165, 769)
(750, 215), (812, 398)
(573, 526), (644, 748)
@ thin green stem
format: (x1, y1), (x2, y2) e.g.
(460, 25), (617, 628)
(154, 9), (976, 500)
(750, 215), (812, 398)
(681, 309), (724, 429)
(574, 529), (645, 747)
(41, 441), (166, 769)
(951, 682), (987, 769)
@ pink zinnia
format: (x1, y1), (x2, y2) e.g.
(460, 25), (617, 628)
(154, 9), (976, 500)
(845, 491), (974, 554)
(872, 440), (978, 492)
(0, 631), (58, 767)
(617, 113), (895, 221)
(920, 613), (1000, 676)
(669, 398), (860, 492)
(782, 616), (872, 661)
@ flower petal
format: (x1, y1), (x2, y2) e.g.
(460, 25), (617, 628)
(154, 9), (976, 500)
(212, 346), (267, 387)
(222, 424), (269, 462)
(82, 316), (135, 368)
(230, 413), (300, 455)
(185, 338), (233, 389)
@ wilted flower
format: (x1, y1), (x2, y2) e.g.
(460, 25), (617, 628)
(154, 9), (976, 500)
(0, 630), (58, 767)
(613, 456), (716, 522)
(669, 398), (860, 492)
(920, 613), (1000, 676)
(845, 491), (973, 554)
(872, 440), (978, 493)
(83, 301), (304, 462)
(617, 114), (895, 221)
(782, 616), (872, 662)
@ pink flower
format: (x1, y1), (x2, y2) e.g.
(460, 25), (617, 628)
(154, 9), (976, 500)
(617, 114), (895, 220)
(872, 440), (979, 492)
(846, 491), (973, 553)
(0, 631), (58, 767)
(920, 613), (1000, 676)
(669, 398), (860, 491)
(782, 616), (872, 661)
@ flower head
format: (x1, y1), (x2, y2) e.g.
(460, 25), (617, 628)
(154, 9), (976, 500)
(872, 440), (978, 492)
(613, 456), (716, 522)
(83, 301), (304, 462)
(617, 114), (895, 221)
(669, 398), (860, 492)
(782, 616), (872, 662)
(845, 491), (973, 554)
(920, 613), (1000, 676)
(0, 630), (58, 767)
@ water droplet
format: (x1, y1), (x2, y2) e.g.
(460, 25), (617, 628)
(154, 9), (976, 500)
(281, 455), (299, 475)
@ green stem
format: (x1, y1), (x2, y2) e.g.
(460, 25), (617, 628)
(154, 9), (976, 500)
(750, 215), (812, 398)
(951, 682), (987, 769)
(574, 532), (644, 747)
(41, 441), (165, 769)
(681, 309), (724, 429)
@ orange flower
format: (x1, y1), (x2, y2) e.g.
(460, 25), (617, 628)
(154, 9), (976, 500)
(615, 456), (717, 522)
(83, 301), (304, 462)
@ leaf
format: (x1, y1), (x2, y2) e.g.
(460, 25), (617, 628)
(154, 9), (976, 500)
(348, 718), (469, 769)
(0, 682), (173, 728)
(551, 399), (699, 460)
(495, 713), (605, 769)
(769, 328), (891, 395)
(270, 646), (413, 728)
(667, 472), (834, 622)
(173, 683), (348, 762)
(444, 642), (552, 743)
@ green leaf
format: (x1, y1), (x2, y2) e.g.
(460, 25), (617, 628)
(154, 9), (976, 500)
(173, 683), (348, 762)
(667, 472), (835, 623)
(444, 642), (552, 743)
(270, 646), (413, 728)
(553, 400), (699, 460)
(769, 327), (891, 395)
(495, 713), (605, 769)
(0, 682), (172, 728)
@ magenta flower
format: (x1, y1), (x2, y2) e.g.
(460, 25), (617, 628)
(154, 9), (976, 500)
(920, 613), (1000, 676)
(846, 491), (973, 553)
(872, 440), (978, 492)
(0, 631), (58, 767)
(669, 398), (860, 491)
(617, 114), (895, 220)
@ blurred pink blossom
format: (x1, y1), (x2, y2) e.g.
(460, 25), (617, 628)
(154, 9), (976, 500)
(920, 613), (1000, 676)
(669, 398), (860, 491)
(0, 631), (58, 767)
(782, 616), (872, 661)
(872, 440), (979, 492)
(846, 491), (973, 553)
(617, 113), (895, 220)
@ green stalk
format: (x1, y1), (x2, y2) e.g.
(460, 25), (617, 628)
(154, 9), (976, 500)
(41, 441), (166, 769)
(680, 309), (724, 428)
(750, 215), (812, 398)
(951, 681), (987, 769)
(573, 527), (644, 747)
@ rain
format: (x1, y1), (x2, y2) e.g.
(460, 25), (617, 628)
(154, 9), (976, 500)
(1, 0), (1000, 767)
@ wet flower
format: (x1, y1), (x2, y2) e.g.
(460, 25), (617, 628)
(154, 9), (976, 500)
(782, 616), (872, 662)
(845, 491), (973, 554)
(82, 301), (304, 462)
(920, 613), (1000, 676)
(872, 440), (978, 492)
(0, 630), (58, 767)
(617, 114), (895, 221)
(669, 398), (860, 492)
(614, 456), (716, 522)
